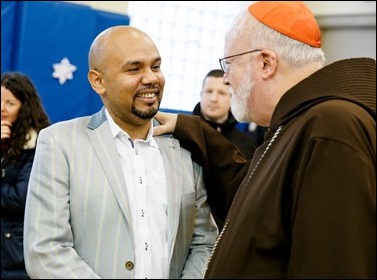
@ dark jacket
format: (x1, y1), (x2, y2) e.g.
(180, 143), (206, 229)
(1, 135), (36, 279)
(175, 58), (376, 278)
(192, 103), (256, 159)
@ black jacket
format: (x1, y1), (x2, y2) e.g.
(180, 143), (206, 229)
(1, 145), (34, 279)
(192, 103), (256, 159)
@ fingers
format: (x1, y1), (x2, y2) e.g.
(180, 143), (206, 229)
(153, 123), (174, 136)
(153, 126), (164, 136)
(1, 120), (12, 126)
(1, 121), (12, 140)
(153, 111), (178, 136)
(154, 111), (168, 123)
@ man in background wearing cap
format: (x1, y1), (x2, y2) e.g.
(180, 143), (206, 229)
(154, 1), (376, 278)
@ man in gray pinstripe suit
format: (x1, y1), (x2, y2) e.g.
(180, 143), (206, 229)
(23, 26), (218, 279)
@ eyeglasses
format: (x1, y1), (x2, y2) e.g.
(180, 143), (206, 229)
(219, 49), (262, 74)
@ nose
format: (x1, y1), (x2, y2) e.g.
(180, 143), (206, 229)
(210, 92), (219, 101)
(142, 69), (159, 85)
(222, 74), (230, 85)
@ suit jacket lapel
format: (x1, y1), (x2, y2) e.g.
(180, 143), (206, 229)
(86, 108), (133, 226)
(155, 136), (182, 255)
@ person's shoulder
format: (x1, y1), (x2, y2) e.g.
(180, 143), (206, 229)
(155, 136), (196, 163)
(155, 134), (182, 148)
(309, 99), (373, 125)
(40, 116), (92, 135)
(304, 99), (375, 141)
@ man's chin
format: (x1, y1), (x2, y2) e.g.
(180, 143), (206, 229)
(132, 103), (160, 119)
(133, 109), (158, 120)
(231, 103), (249, 122)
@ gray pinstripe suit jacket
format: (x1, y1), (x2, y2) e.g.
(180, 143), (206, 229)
(23, 107), (218, 279)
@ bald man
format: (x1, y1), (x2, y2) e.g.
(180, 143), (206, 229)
(23, 26), (218, 279)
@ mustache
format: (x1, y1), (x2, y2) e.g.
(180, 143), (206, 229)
(137, 85), (160, 93)
(228, 87), (234, 97)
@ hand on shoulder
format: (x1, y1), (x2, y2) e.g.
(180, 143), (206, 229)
(153, 111), (178, 136)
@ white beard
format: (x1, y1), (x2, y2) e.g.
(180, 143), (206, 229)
(230, 67), (255, 123)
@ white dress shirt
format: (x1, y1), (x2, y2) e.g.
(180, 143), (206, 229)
(106, 110), (169, 279)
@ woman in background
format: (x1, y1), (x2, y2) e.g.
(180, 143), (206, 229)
(1, 72), (50, 279)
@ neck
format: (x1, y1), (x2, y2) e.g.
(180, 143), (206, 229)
(122, 122), (151, 141)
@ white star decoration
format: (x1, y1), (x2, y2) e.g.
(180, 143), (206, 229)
(52, 57), (77, 85)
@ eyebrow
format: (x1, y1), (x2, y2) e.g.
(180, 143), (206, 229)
(123, 57), (161, 67)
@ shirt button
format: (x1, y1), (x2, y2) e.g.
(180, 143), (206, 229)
(125, 261), (134, 270)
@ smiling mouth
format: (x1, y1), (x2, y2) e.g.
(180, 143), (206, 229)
(136, 92), (157, 99)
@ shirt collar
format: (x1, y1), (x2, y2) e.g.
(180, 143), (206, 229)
(105, 109), (158, 148)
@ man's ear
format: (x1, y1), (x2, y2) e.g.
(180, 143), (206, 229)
(260, 49), (277, 79)
(88, 70), (105, 95)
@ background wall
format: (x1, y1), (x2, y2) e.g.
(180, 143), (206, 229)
(305, 1), (376, 64)
(68, 1), (376, 65)
(2, 1), (376, 124)
(66, 1), (377, 112)
(1, 1), (130, 123)
(65, 1), (128, 15)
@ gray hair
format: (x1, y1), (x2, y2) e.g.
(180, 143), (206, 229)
(228, 9), (326, 68)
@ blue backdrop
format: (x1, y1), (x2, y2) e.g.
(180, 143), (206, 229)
(1, 1), (130, 123)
